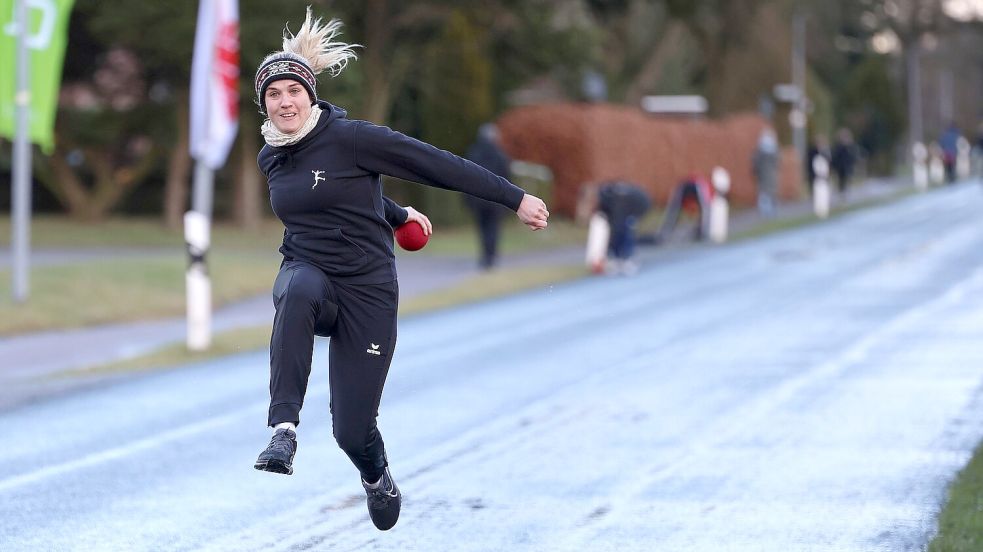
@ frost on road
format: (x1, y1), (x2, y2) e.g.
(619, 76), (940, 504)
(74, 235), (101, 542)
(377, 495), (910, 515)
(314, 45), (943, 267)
(1, 184), (982, 551)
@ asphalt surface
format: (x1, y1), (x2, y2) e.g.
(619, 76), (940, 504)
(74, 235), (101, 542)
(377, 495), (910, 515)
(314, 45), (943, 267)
(1, 181), (982, 550)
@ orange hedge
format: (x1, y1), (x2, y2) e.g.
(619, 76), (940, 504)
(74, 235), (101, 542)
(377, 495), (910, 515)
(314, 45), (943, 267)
(497, 103), (802, 216)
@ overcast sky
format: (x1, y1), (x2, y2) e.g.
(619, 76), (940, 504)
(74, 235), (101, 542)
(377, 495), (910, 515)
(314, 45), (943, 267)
(945, 0), (983, 20)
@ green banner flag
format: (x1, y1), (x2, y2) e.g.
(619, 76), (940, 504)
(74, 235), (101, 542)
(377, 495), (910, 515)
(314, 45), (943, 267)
(0, 0), (75, 152)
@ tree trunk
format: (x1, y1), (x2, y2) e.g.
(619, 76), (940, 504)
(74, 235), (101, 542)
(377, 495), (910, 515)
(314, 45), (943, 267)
(46, 149), (93, 219)
(164, 95), (191, 230)
(624, 21), (686, 106)
(362, 0), (394, 123)
(91, 146), (160, 219)
(905, 41), (923, 157)
(233, 110), (262, 229)
(43, 142), (159, 222)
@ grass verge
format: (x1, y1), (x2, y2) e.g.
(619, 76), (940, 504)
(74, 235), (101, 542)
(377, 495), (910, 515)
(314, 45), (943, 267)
(0, 215), (585, 255)
(0, 215), (285, 250)
(731, 186), (918, 241)
(927, 443), (983, 551)
(67, 263), (588, 377)
(0, 216), (586, 337)
(0, 252), (278, 335)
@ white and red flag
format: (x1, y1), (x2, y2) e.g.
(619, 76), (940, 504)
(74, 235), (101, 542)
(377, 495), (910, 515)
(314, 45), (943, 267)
(190, 0), (239, 169)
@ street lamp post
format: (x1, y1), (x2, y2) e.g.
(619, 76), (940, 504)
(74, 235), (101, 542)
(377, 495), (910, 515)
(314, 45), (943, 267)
(12, 0), (32, 303)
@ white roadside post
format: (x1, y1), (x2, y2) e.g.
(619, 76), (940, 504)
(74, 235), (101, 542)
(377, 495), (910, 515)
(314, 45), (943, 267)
(956, 137), (971, 181)
(585, 212), (610, 275)
(912, 142), (929, 191)
(709, 166), (730, 244)
(929, 145), (946, 186)
(184, 211), (212, 351)
(812, 155), (830, 219)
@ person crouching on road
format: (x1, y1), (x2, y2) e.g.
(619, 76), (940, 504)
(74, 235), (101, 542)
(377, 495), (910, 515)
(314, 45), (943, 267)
(250, 8), (550, 532)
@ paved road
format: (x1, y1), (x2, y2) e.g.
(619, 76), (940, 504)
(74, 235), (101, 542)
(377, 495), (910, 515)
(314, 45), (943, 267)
(1, 182), (982, 551)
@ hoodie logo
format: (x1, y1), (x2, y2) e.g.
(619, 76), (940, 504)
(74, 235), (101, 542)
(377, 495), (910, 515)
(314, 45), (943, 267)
(366, 343), (381, 356)
(311, 170), (325, 189)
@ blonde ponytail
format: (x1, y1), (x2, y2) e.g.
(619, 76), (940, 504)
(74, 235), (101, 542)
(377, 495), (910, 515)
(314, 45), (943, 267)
(282, 6), (359, 77)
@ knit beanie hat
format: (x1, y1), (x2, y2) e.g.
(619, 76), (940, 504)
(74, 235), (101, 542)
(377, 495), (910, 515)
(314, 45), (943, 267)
(255, 53), (319, 113)
(254, 7), (359, 114)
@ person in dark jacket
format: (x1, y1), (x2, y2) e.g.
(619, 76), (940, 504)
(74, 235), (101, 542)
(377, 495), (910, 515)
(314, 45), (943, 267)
(753, 128), (779, 217)
(597, 181), (651, 274)
(250, 9), (549, 532)
(464, 123), (512, 269)
(939, 122), (961, 183)
(830, 128), (857, 196)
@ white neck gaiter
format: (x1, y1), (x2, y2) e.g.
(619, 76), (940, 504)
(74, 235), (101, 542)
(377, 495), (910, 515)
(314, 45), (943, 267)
(261, 105), (322, 147)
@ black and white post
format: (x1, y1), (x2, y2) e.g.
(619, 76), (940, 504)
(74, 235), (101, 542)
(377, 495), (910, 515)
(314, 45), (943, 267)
(184, 209), (211, 350)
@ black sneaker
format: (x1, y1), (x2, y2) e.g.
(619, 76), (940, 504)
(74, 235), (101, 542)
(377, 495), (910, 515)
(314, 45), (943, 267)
(362, 467), (401, 530)
(254, 428), (297, 475)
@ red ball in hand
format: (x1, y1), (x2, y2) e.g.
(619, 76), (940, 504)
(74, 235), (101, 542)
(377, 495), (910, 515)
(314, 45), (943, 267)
(395, 221), (428, 251)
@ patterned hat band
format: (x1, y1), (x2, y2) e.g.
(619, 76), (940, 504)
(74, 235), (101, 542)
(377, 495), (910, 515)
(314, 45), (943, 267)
(255, 56), (318, 112)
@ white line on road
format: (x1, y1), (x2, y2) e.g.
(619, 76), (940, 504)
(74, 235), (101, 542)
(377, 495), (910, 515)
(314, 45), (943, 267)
(0, 399), (273, 494)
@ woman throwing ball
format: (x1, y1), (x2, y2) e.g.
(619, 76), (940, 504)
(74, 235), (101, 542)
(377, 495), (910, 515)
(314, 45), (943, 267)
(251, 8), (549, 531)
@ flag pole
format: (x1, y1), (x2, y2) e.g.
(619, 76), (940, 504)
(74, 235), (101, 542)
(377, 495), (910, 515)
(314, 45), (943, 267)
(12, 0), (32, 303)
(192, 160), (214, 218)
(186, 0), (238, 351)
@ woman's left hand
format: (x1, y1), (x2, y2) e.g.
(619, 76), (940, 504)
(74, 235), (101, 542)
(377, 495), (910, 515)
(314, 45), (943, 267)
(517, 193), (549, 230)
(403, 206), (432, 235)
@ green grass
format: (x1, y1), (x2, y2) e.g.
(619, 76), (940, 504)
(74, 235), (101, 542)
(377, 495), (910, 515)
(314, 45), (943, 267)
(0, 252), (279, 335)
(0, 215), (286, 251)
(404, 217), (586, 257)
(67, 263), (588, 376)
(0, 216), (587, 337)
(0, 215), (586, 255)
(928, 443), (983, 551)
(59, 325), (275, 377)
(731, 186), (918, 241)
(399, 263), (586, 315)
(0, 214), (588, 373)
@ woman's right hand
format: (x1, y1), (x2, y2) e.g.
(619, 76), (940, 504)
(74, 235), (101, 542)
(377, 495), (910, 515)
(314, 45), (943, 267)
(516, 193), (549, 231)
(403, 205), (432, 235)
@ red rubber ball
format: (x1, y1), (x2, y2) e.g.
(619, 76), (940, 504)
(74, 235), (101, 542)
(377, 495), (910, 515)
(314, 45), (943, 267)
(395, 221), (428, 251)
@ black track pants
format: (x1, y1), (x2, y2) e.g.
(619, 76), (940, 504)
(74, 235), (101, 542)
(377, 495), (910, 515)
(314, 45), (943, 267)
(268, 260), (398, 482)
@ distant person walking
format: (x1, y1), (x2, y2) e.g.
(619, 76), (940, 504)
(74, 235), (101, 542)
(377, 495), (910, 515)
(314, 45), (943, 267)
(250, 8), (549, 531)
(939, 122), (961, 183)
(753, 128), (780, 217)
(464, 123), (512, 270)
(975, 121), (983, 178)
(830, 128), (858, 197)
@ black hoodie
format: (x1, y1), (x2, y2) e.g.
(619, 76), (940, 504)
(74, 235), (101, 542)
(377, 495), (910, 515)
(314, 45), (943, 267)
(258, 102), (526, 284)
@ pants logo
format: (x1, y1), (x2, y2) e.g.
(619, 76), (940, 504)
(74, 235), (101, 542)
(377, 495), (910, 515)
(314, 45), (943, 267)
(366, 343), (381, 356)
